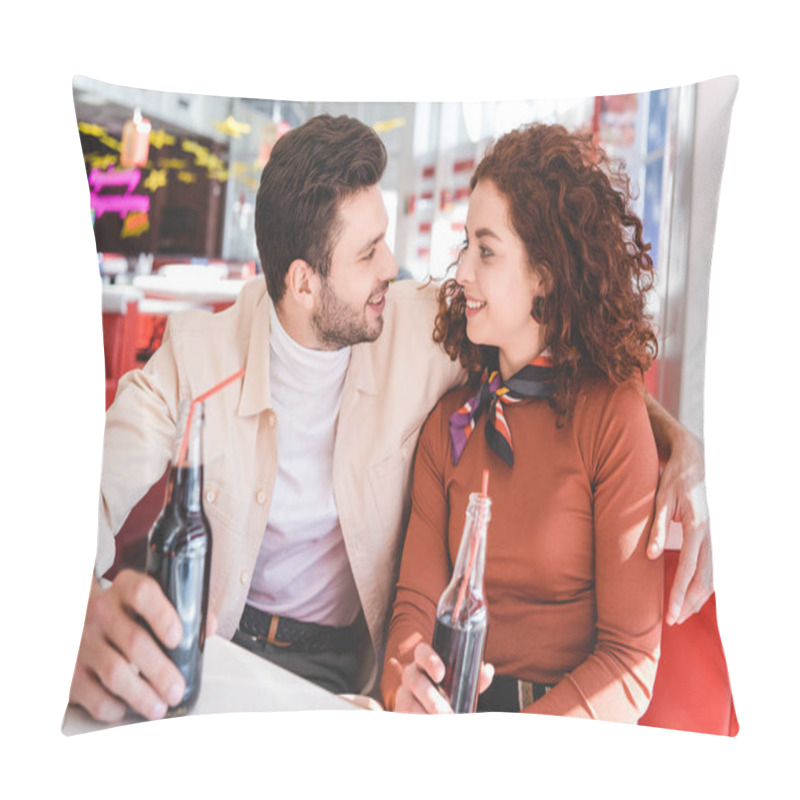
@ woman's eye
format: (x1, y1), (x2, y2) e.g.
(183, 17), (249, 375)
(480, 247), (493, 259)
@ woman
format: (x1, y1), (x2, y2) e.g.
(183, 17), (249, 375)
(380, 123), (664, 721)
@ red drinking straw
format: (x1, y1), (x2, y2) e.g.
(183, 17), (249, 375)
(176, 368), (245, 467)
(451, 469), (490, 624)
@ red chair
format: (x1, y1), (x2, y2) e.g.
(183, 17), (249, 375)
(103, 470), (169, 581)
(102, 297), (139, 409)
(639, 549), (739, 735)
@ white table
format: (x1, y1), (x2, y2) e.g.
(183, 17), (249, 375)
(101, 284), (144, 313)
(61, 635), (359, 736)
(132, 274), (249, 307)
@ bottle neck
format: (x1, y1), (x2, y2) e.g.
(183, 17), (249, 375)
(168, 401), (205, 513)
(451, 494), (490, 594)
(168, 463), (204, 512)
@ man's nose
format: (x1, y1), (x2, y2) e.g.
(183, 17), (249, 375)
(381, 241), (399, 282)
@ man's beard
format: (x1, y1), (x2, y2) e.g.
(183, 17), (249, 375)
(311, 277), (389, 349)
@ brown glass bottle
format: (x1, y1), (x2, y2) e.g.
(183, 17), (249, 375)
(145, 401), (212, 717)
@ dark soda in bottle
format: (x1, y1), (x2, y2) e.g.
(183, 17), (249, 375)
(432, 488), (490, 713)
(145, 400), (212, 717)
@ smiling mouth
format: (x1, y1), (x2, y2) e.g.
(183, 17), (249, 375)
(465, 298), (486, 310)
(368, 282), (390, 309)
(367, 292), (387, 311)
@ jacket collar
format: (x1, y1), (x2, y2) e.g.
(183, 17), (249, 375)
(345, 340), (378, 395)
(238, 286), (273, 417)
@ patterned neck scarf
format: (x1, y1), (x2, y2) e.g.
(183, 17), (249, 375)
(449, 354), (555, 467)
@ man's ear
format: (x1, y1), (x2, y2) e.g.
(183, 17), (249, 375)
(284, 258), (320, 310)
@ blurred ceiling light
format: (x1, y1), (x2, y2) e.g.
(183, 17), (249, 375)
(373, 117), (406, 134)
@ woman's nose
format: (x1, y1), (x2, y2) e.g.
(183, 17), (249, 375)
(455, 248), (474, 285)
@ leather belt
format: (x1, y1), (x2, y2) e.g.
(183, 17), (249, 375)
(236, 604), (358, 654)
(477, 673), (552, 712)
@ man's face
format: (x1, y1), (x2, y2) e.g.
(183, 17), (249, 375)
(311, 184), (398, 349)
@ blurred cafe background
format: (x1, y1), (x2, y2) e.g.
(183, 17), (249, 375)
(74, 75), (726, 463)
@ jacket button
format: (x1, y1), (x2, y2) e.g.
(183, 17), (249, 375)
(240, 571), (249, 584)
(267, 411), (277, 428)
(256, 490), (267, 504)
(205, 489), (217, 503)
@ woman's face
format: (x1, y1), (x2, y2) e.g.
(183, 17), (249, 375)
(455, 179), (546, 378)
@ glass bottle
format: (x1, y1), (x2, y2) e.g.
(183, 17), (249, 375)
(145, 400), (212, 717)
(431, 491), (491, 713)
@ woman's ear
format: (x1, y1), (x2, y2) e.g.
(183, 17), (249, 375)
(528, 261), (549, 324)
(531, 295), (545, 323)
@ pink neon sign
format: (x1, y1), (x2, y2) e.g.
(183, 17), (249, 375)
(89, 166), (151, 219)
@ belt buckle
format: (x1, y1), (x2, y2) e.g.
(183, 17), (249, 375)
(517, 680), (535, 710)
(266, 614), (292, 648)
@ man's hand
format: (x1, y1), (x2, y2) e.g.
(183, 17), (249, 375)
(647, 427), (714, 626)
(392, 642), (494, 714)
(69, 569), (187, 722)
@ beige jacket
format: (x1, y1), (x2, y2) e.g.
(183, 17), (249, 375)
(96, 277), (464, 692)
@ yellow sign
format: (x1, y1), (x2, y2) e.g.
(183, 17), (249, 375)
(86, 153), (118, 170)
(149, 128), (176, 149)
(215, 115), (251, 138)
(78, 122), (106, 138)
(157, 158), (187, 170)
(143, 169), (168, 192)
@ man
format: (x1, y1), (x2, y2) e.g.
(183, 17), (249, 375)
(68, 114), (712, 723)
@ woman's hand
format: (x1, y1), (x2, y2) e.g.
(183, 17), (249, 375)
(393, 642), (494, 714)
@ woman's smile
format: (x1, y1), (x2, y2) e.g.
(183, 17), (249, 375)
(464, 296), (487, 317)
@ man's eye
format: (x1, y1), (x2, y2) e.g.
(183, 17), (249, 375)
(364, 248), (376, 261)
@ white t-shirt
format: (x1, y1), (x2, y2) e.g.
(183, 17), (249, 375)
(245, 303), (361, 627)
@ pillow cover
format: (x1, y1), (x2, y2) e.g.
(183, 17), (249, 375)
(64, 74), (739, 737)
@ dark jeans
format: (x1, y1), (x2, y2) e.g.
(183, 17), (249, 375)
(232, 629), (361, 695)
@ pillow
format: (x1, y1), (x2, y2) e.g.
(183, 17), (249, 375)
(64, 75), (738, 740)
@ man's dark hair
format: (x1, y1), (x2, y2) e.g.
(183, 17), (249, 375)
(255, 114), (387, 304)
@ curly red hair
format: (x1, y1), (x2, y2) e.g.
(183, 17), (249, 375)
(434, 123), (658, 418)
